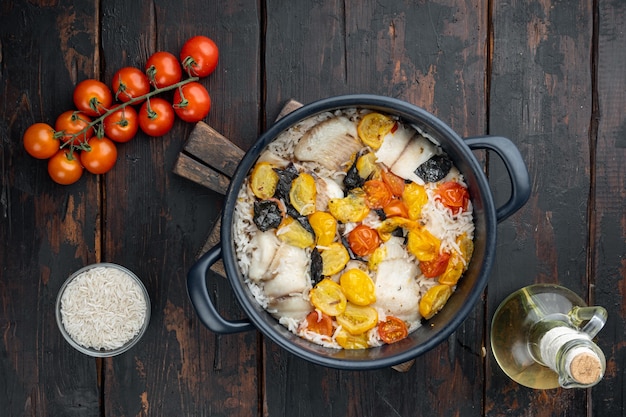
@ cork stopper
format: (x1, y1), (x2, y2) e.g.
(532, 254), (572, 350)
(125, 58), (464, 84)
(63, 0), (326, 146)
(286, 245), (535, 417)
(569, 351), (602, 385)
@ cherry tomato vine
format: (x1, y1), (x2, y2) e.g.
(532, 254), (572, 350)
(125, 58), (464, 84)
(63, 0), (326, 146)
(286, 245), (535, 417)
(23, 35), (219, 185)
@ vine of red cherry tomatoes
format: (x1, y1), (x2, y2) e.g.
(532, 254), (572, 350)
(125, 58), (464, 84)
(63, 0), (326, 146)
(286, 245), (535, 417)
(23, 35), (219, 185)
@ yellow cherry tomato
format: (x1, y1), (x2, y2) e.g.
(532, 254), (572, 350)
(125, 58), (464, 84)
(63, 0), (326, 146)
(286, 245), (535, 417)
(290, 172), (317, 215)
(357, 112), (396, 150)
(320, 242), (350, 275)
(438, 252), (464, 286)
(250, 161), (279, 199)
(355, 152), (380, 179)
(457, 233), (475, 264)
(276, 217), (315, 248)
(368, 246), (387, 271)
(402, 182), (428, 220)
(339, 269), (376, 306)
(419, 284), (452, 320)
(328, 188), (370, 224)
(377, 217), (419, 242)
(406, 227), (441, 262)
(309, 278), (347, 316)
(335, 327), (370, 349)
(336, 303), (378, 335)
(308, 211), (337, 247)
(438, 234), (474, 286)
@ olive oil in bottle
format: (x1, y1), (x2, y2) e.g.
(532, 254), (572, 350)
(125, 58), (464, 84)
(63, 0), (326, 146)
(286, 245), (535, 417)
(490, 284), (607, 389)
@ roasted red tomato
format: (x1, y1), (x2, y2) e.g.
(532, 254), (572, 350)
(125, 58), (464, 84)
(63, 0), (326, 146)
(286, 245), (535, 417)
(73, 79), (113, 116)
(103, 104), (139, 143)
(145, 51), (183, 88)
(305, 311), (333, 337)
(436, 181), (470, 215)
(48, 149), (83, 185)
(138, 98), (175, 137)
(378, 316), (408, 344)
(23, 123), (59, 159)
(418, 251), (451, 278)
(172, 82), (211, 122)
(383, 199), (409, 218)
(180, 35), (219, 77)
(111, 67), (150, 103)
(381, 170), (405, 197)
(363, 179), (393, 209)
(347, 224), (381, 257)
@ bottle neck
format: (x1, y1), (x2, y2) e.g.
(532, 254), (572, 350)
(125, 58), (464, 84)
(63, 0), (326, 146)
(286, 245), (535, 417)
(535, 326), (605, 388)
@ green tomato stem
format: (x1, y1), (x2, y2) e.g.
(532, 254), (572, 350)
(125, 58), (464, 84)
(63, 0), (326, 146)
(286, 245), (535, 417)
(65, 76), (199, 151)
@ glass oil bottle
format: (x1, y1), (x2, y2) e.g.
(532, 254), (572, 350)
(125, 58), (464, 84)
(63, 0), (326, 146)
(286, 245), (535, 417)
(490, 284), (607, 389)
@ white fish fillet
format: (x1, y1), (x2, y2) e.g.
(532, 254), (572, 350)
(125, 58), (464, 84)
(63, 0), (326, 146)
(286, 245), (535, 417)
(390, 135), (437, 185)
(315, 176), (344, 211)
(263, 245), (310, 298)
(248, 231), (281, 281)
(268, 295), (313, 321)
(373, 259), (421, 323)
(374, 124), (414, 168)
(294, 117), (361, 171)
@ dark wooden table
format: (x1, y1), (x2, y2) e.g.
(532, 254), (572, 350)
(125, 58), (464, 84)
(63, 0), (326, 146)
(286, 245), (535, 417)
(1, 1), (624, 416)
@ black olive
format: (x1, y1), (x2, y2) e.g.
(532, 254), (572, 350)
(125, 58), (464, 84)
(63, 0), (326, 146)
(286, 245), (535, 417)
(374, 208), (387, 220)
(343, 159), (364, 190)
(310, 249), (323, 285)
(253, 200), (282, 231)
(273, 163), (299, 201)
(415, 154), (453, 183)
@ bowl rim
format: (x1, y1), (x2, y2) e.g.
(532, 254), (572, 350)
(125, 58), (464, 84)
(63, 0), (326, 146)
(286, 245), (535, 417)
(55, 262), (151, 358)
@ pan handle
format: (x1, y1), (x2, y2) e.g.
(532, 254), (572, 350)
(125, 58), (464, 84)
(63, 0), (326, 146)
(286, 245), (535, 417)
(464, 136), (531, 222)
(187, 245), (255, 334)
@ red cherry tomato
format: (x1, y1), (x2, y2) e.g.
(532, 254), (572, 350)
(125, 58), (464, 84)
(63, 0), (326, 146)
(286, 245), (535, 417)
(172, 82), (211, 122)
(73, 79), (113, 117)
(378, 316), (408, 344)
(363, 179), (393, 209)
(418, 251), (451, 278)
(347, 224), (381, 257)
(381, 170), (405, 197)
(138, 97), (175, 137)
(80, 136), (118, 175)
(48, 149), (83, 185)
(435, 181), (470, 215)
(23, 123), (59, 159)
(383, 199), (409, 218)
(145, 51), (183, 88)
(103, 104), (139, 143)
(111, 67), (150, 103)
(54, 110), (94, 144)
(305, 311), (333, 337)
(180, 35), (219, 77)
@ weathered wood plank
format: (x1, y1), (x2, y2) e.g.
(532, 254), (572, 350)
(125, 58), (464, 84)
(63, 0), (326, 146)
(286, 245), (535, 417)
(99, 1), (261, 416)
(591, 1), (626, 415)
(181, 121), (246, 177)
(264, 0), (488, 415)
(173, 153), (232, 194)
(486, 0), (593, 414)
(0, 1), (101, 416)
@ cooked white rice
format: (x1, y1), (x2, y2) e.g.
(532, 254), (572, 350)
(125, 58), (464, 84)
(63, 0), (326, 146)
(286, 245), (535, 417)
(60, 266), (147, 351)
(234, 108), (474, 349)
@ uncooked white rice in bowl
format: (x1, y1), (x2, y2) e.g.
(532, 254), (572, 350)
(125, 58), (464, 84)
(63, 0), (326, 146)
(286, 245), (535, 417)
(55, 263), (150, 357)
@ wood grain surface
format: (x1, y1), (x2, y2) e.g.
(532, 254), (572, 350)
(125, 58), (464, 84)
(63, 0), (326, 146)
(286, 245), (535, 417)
(1, 1), (624, 416)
